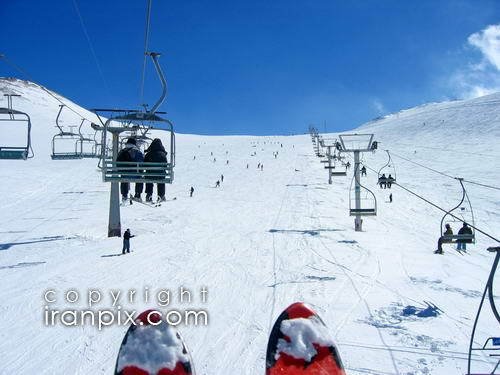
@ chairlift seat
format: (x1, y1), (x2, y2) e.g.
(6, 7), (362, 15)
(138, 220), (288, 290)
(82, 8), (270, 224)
(350, 208), (377, 216)
(442, 234), (475, 243)
(103, 161), (173, 183)
(0, 147), (28, 160)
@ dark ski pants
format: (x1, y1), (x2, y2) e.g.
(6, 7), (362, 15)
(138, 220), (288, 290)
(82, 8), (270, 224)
(145, 183), (165, 198)
(122, 239), (130, 254)
(121, 182), (144, 198)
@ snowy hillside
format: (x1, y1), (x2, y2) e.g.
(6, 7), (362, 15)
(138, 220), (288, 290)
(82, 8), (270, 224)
(0, 77), (499, 375)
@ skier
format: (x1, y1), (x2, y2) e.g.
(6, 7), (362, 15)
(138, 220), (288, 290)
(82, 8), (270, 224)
(435, 224), (453, 254)
(193, 155), (196, 160)
(213, 158), (216, 163)
(258, 163), (261, 169)
(361, 166), (367, 176)
(457, 222), (473, 251)
(117, 138), (144, 202)
(215, 180), (220, 188)
(260, 164), (263, 171)
(389, 193), (393, 203)
(190, 186), (194, 197)
(379, 173), (387, 189)
(226, 160), (229, 165)
(221, 174), (224, 183)
(144, 138), (167, 202)
(387, 174), (395, 189)
(122, 228), (135, 254)
(246, 163), (249, 169)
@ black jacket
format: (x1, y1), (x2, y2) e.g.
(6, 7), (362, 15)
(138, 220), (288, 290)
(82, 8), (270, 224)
(458, 226), (473, 243)
(145, 139), (167, 163)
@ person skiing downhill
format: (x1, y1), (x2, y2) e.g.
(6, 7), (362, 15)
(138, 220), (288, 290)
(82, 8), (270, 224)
(221, 174), (224, 183)
(117, 138), (144, 202)
(361, 166), (367, 176)
(190, 186), (194, 197)
(144, 138), (167, 202)
(122, 229), (135, 254)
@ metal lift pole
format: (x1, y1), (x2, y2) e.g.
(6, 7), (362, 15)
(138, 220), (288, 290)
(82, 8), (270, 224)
(327, 146), (332, 185)
(354, 150), (362, 231)
(108, 127), (122, 237)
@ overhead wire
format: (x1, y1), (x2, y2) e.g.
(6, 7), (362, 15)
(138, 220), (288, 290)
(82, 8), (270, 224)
(390, 150), (500, 192)
(0, 54), (99, 125)
(72, 0), (113, 102)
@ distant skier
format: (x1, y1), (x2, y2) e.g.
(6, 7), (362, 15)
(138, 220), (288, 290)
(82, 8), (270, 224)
(221, 174), (224, 183)
(457, 222), (473, 251)
(190, 186), (194, 197)
(122, 228), (135, 254)
(144, 138), (167, 202)
(260, 164), (264, 171)
(361, 166), (367, 176)
(213, 158), (216, 163)
(117, 138), (144, 202)
(435, 224), (453, 254)
(246, 163), (249, 169)
(345, 161), (350, 170)
(226, 160), (229, 165)
(389, 193), (393, 203)
(215, 180), (220, 188)
(193, 155), (196, 160)
(258, 163), (261, 169)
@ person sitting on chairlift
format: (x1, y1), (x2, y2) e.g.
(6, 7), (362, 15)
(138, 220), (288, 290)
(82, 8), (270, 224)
(435, 223), (453, 254)
(144, 138), (168, 202)
(457, 222), (473, 251)
(379, 173), (387, 189)
(386, 174), (395, 188)
(117, 138), (144, 202)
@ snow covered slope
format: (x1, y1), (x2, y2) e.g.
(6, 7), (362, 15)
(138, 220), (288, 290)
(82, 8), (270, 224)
(0, 77), (499, 374)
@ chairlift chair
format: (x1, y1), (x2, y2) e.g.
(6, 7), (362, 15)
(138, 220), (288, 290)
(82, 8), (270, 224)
(349, 165), (377, 216)
(51, 105), (83, 160)
(378, 150), (396, 187)
(439, 178), (476, 244)
(0, 101), (33, 160)
(76, 119), (99, 158)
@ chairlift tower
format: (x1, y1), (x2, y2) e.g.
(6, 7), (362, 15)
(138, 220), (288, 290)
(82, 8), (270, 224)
(337, 133), (378, 231)
(93, 52), (175, 237)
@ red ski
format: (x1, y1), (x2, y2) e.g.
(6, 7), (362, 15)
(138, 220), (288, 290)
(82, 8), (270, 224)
(115, 310), (194, 375)
(266, 302), (346, 375)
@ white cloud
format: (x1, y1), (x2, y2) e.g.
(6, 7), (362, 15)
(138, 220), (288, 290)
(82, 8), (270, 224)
(450, 24), (500, 99)
(371, 98), (386, 115)
(468, 24), (500, 70)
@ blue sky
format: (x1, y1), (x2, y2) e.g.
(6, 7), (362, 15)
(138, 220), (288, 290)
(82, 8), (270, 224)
(1, 0), (499, 135)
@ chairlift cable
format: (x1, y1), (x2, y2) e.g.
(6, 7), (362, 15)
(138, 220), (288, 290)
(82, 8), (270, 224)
(72, 0), (114, 102)
(0, 54), (99, 126)
(390, 150), (500, 191)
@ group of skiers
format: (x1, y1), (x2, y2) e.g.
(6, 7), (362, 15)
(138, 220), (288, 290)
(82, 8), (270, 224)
(117, 137), (168, 203)
(435, 222), (474, 254)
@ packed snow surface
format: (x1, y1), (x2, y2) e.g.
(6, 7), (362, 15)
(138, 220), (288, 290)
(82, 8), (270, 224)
(116, 321), (188, 372)
(277, 316), (334, 361)
(1, 78), (500, 374)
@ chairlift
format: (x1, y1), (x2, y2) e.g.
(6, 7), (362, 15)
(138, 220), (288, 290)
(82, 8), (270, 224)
(51, 105), (82, 160)
(439, 178), (476, 244)
(76, 119), (99, 158)
(94, 53), (175, 185)
(0, 94), (33, 160)
(349, 163), (377, 216)
(377, 150), (396, 188)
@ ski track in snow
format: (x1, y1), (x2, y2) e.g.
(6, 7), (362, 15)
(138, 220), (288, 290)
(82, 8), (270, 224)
(0, 79), (499, 374)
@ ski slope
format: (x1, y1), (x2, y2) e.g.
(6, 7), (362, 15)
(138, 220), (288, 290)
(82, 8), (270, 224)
(1, 78), (499, 374)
